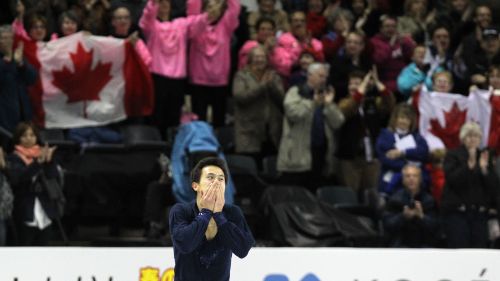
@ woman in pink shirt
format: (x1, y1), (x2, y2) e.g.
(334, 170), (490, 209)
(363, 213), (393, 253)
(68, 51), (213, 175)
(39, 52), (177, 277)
(187, 0), (240, 127)
(238, 17), (290, 75)
(139, 0), (222, 135)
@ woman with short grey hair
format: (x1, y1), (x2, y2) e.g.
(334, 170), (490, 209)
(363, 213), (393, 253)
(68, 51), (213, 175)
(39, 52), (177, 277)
(441, 121), (500, 248)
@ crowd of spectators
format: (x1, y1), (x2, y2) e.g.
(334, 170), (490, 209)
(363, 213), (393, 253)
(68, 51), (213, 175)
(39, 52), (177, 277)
(1, 0), (500, 248)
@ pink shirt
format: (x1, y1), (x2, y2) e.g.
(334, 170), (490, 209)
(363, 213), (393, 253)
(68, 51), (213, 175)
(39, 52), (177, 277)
(187, 0), (240, 86)
(275, 32), (323, 77)
(238, 40), (291, 76)
(139, 0), (209, 78)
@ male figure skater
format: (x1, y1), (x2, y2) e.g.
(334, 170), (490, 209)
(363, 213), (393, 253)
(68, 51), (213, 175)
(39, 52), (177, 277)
(169, 157), (254, 280)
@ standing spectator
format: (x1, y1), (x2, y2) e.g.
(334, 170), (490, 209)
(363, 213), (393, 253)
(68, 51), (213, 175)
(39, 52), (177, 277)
(238, 17), (289, 74)
(383, 164), (439, 247)
(375, 104), (429, 196)
(397, 45), (443, 100)
(288, 50), (316, 87)
(277, 63), (344, 190)
(425, 24), (469, 94)
(370, 15), (416, 95)
(347, 0), (382, 38)
(247, 0), (289, 40)
(321, 8), (353, 62)
(435, 0), (474, 54)
(52, 10), (81, 39)
(16, 0), (68, 36)
(460, 4), (493, 61)
(0, 147), (14, 246)
(233, 46), (284, 161)
(139, 0), (222, 138)
(441, 122), (500, 248)
(70, 0), (110, 35)
(111, 0), (146, 27)
(337, 68), (394, 195)
(0, 24), (37, 134)
(487, 65), (500, 156)
(275, 10), (324, 78)
(329, 30), (372, 101)
(187, 0), (241, 127)
(12, 1), (49, 128)
(397, 0), (432, 44)
(463, 27), (500, 89)
(7, 122), (59, 246)
(110, 5), (152, 67)
(13, 1), (48, 42)
(306, 0), (327, 39)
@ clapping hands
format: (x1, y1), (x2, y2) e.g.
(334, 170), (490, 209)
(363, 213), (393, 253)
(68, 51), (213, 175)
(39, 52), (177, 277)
(37, 143), (57, 164)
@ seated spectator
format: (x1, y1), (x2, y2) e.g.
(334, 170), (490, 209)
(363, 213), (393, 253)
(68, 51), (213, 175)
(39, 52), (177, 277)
(143, 154), (175, 240)
(464, 26), (500, 89)
(7, 122), (59, 246)
(337, 69), (395, 195)
(139, 0), (223, 138)
(247, 0), (289, 40)
(277, 63), (344, 190)
(397, 45), (443, 100)
(375, 104), (429, 196)
(329, 30), (372, 101)
(233, 46), (284, 161)
(275, 10), (324, 78)
(441, 121), (500, 248)
(306, 0), (327, 39)
(0, 24), (37, 134)
(288, 50), (316, 87)
(370, 15), (415, 94)
(383, 163), (439, 247)
(321, 8), (353, 62)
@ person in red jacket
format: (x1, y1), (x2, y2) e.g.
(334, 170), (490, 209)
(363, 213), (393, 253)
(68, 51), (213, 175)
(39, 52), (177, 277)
(370, 15), (415, 95)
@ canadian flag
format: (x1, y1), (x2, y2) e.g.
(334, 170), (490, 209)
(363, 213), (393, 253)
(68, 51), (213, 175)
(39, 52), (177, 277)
(21, 32), (153, 128)
(416, 87), (494, 151)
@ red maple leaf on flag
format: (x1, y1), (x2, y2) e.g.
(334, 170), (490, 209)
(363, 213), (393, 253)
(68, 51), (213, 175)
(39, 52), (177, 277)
(52, 42), (113, 117)
(429, 102), (467, 149)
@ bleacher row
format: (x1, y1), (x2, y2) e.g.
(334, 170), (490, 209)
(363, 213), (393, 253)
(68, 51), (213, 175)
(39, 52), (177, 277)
(1, 123), (392, 247)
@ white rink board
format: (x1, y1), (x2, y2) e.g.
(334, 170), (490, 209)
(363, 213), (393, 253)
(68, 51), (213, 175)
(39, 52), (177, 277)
(0, 247), (498, 281)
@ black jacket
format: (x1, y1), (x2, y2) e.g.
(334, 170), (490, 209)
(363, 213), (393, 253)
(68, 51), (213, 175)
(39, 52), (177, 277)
(441, 146), (500, 213)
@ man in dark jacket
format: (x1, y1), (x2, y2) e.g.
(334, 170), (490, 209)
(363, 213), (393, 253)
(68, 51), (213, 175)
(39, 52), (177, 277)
(169, 157), (254, 281)
(0, 24), (37, 134)
(383, 163), (439, 247)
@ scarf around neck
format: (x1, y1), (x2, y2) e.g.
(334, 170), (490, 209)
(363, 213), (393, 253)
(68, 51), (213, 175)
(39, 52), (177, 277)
(14, 145), (41, 165)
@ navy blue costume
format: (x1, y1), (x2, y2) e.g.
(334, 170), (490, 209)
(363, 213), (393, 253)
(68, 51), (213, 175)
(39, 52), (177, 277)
(169, 202), (254, 281)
